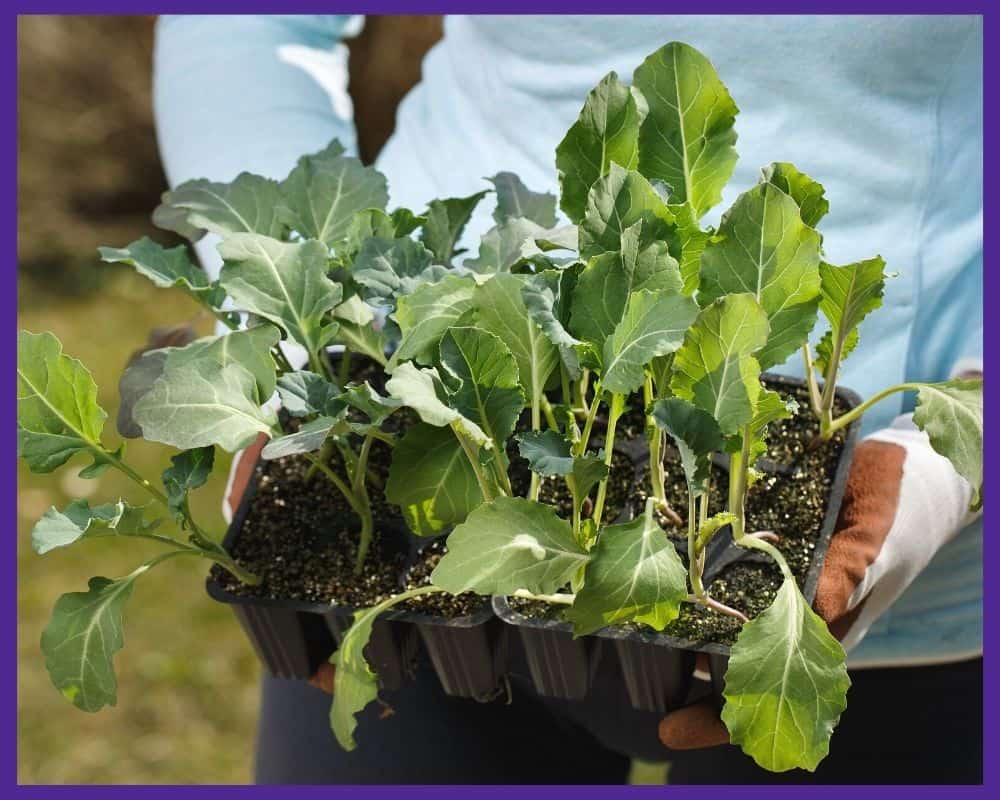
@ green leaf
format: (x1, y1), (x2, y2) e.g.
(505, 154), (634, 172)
(17, 331), (106, 473)
(32, 499), (159, 555)
(385, 423), (483, 535)
(565, 499), (688, 636)
(652, 397), (725, 493)
(570, 221), (683, 356)
(276, 371), (340, 418)
(463, 218), (551, 274)
(722, 577), (850, 772)
(261, 416), (344, 460)
(439, 327), (526, 445)
(153, 172), (287, 240)
(352, 236), (436, 307)
(815, 257), (887, 375)
(338, 383), (401, 428)
(389, 274), (478, 366)
(280, 149), (388, 248)
(521, 267), (583, 378)
(420, 191), (488, 265)
(555, 71), (645, 223)
(601, 289), (700, 394)
(516, 430), (608, 499)
(670, 294), (770, 435)
(162, 447), (215, 521)
(470, 274), (559, 404)
(670, 202), (712, 295)
(385, 362), (490, 446)
(633, 41), (739, 219)
(488, 172), (557, 227)
(98, 237), (221, 307)
(42, 572), (146, 712)
(431, 497), (589, 595)
(699, 182), (822, 369)
(578, 164), (675, 258)
(218, 234), (342, 355)
(761, 162), (829, 229)
(913, 379), (983, 509)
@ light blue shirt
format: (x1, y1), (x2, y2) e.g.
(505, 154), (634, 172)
(154, 14), (983, 666)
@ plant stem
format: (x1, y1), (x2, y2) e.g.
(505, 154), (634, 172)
(453, 425), (496, 503)
(824, 382), (923, 437)
(734, 534), (795, 582)
(687, 491), (704, 597)
(574, 383), (603, 457)
(338, 347), (353, 386)
(801, 344), (823, 417)
(540, 395), (560, 431)
(303, 452), (364, 515)
(592, 392), (624, 529)
(727, 428), (753, 541)
(512, 588), (576, 605)
(529, 382), (543, 500)
(685, 594), (749, 624)
(350, 434), (377, 573)
(560, 364), (572, 412)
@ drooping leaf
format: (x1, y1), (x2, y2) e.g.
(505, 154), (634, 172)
(470, 274), (559, 404)
(162, 446), (215, 521)
(521, 267), (583, 378)
(420, 191), (488, 264)
(670, 294), (770, 435)
(218, 234), (342, 355)
(555, 71), (646, 223)
(578, 164), (675, 258)
(516, 430), (608, 499)
(384, 362), (490, 446)
(913, 379), (983, 509)
(488, 172), (557, 227)
(761, 162), (829, 230)
(17, 331), (106, 474)
(153, 172), (287, 241)
(352, 236), (436, 306)
(652, 397), (725, 493)
(386, 423), (483, 535)
(32, 499), (159, 555)
(699, 182), (822, 369)
(280, 149), (388, 248)
(42, 572), (145, 712)
(261, 416), (344, 460)
(431, 497), (589, 595)
(389, 274), (478, 366)
(565, 499), (688, 636)
(722, 577), (850, 772)
(815, 257), (887, 375)
(633, 41), (739, 219)
(98, 237), (222, 308)
(276, 371), (340, 418)
(439, 327), (525, 445)
(601, 289), (700, 394)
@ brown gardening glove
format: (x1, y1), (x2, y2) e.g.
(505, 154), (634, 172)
(658, 438), (906, 750)
(225, 434), (336, 695)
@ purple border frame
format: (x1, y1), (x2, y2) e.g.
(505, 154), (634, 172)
(6, 2), (993, 794)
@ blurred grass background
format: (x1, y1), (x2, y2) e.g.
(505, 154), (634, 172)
(17, 15), (441, 784)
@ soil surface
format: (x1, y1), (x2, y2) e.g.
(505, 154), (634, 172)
(400, 538), (487, 618)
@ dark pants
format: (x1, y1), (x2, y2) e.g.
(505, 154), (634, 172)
(254, 656), (982, 784)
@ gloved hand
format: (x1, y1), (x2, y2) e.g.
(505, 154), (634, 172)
(658, 413), (980, 751)
(224, 433), (336, 695)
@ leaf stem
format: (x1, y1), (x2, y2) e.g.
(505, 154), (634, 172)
(574, 382), (603, 457)
(338, 347), (353, 386)
(452, 424), (496, 503)
(687, 491), (704, 597)
(592, 392), (624, 529)
(511, 588), (576, 605)
(824, 382), (923, 438)
(801, 344), (823, 417)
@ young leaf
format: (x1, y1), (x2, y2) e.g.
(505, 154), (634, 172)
(463, 217), (551, 274)
(722, 577), (850, 772)
(261, 416), (344, 460)
(670, 294), (770, 435)
(761, 162), (829, 229)
(555, 72), (645, 223)
(98, 237), (222, 308)
(470, 274), (559, 405)
(633, 41), (739, 219)
(699, 182), (822, 370)
(32, 499), (159, 555)
(420, 191), (488, 264)
(338, 383), (401, 427)
(42, 571), (147, 712)
(913, 379), (983, 509)
(431, 497), (589, 595)
(385, 362), (490, 445)
(521, 267), (583, 378)
(280, 150), (389, 248)
(218, 235), (342, 355)
(440, 327), (526, 444)
(385, 423), (483, 535)
(488, 172), (557, 227)
(352, 236), (436, 307)
(670, 202), (712, 295)
(578, 164), (675, 258)
(516, 430), (609, 499)
(565, 499), (688, 636)
(162, 447), (215, 521)
(652, 397), (725, 494)
(17, 330), (106, 474)
(601, 289), (700, 394)
(389, 274), (478, 366)
(815, 257), (887, 375)
(276, 371), (340, 418)
(153, 172), (288, 241)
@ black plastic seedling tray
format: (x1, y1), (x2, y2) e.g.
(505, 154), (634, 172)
(206, 465), (505, 699)
(494, 375), (863, 713)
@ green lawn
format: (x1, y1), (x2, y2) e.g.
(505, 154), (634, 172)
(18, 269), (261, 784)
